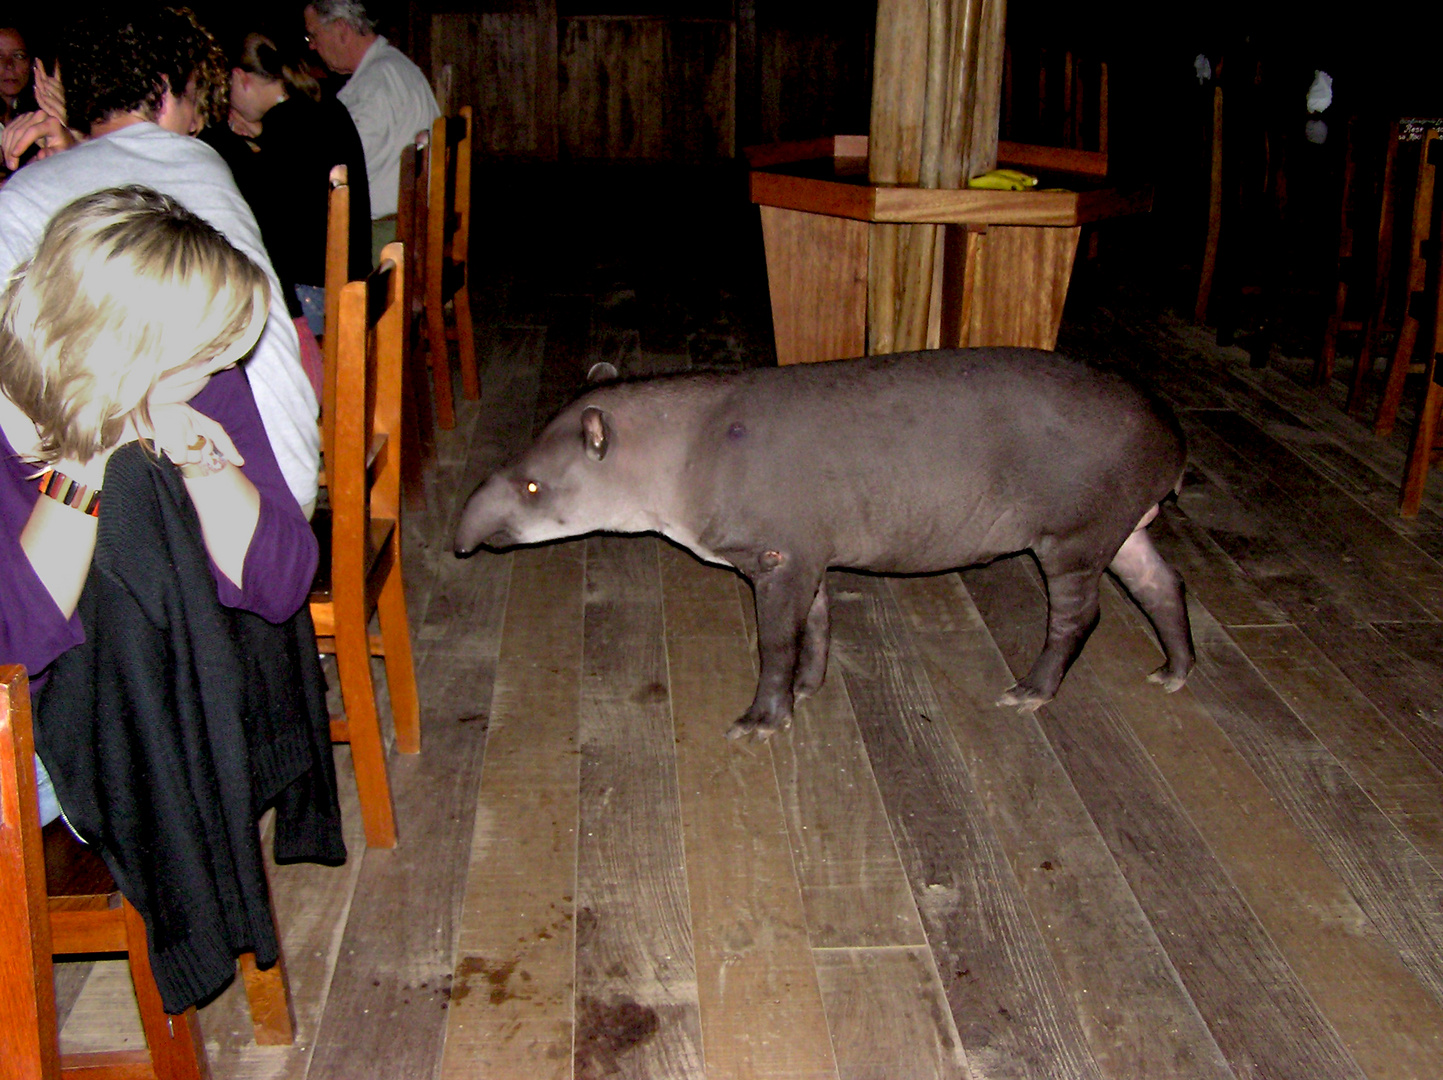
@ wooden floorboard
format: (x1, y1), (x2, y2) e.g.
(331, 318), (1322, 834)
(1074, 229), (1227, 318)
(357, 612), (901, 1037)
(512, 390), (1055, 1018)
(890, 573), (1236, 1080)
(660, 545), (840, 1080)
(830, 571), (1103, 1080)
(438, 543), (586, 1079)
(575, 536), (704, 1078)
(964, 557), (1370, 1080)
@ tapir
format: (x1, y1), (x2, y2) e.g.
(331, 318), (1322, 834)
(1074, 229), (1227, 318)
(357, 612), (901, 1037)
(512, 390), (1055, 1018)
(454, 347), (1194, 740)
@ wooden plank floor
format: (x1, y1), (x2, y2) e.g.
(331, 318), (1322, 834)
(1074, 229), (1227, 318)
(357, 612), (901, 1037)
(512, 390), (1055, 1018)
(56, 164), (1443, 1079)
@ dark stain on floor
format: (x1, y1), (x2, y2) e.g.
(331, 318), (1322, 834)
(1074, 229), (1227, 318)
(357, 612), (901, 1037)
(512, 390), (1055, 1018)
(575, 995), (661, 1077)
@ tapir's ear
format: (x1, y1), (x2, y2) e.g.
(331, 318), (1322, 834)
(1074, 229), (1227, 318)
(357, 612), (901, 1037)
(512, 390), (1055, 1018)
(581, 406), (609, 461)
(586, 361), (620, 384)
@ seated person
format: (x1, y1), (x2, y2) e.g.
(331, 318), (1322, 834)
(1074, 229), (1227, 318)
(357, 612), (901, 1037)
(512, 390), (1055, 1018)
(0, 7), (320, 516)
(0, 25), (37, 124)
(0, 184), (319, 825)
(303, 0), (439, 265)
(0, 186), (340, 1014)
(205, 31), (371, 339)
(0, 25), (37, 182)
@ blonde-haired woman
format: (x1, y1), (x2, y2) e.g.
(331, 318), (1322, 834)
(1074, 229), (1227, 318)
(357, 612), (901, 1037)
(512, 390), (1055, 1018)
(0, 184), (320, 825)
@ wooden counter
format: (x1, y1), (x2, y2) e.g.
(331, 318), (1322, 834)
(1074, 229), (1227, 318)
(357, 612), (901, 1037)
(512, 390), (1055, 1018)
(747, 136), (1153, 364)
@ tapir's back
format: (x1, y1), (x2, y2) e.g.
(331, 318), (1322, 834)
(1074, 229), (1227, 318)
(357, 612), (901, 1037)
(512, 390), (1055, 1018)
(673, 348), (1185, 571)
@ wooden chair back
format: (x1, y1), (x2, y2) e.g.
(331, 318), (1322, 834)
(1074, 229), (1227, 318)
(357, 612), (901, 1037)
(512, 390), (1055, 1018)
(309, 245), (421, 849)
(423, 106), (479, 430)
(999, 44), (1109, 173)
(0, 665), (210, 1079)
(1375, 127), (1440, 437)
(396, 129), (435, 503)
(322, 164), (350, 475)
(1398, 128), (1443, 515)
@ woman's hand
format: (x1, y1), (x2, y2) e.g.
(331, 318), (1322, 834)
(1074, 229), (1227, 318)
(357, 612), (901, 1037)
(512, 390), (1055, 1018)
(146, 402), (246, 473)
(144, 402), (260, 589)
(228, 107), (262, 139)
(2, 110), (78, 170)
(32, 59), (66, 124)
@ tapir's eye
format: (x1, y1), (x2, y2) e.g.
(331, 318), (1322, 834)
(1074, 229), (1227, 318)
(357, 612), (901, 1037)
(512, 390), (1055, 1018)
(523, 480), (541, 497)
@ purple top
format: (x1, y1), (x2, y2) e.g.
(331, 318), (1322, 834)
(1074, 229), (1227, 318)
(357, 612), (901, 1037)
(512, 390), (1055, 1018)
(0, 366), (319, 678)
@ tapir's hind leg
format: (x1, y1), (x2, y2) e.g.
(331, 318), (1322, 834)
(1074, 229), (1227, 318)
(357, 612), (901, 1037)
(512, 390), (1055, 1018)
(792, 578), (830, 702)
(997, 558), (1104, 712)
(1108, 524), (1195, 691)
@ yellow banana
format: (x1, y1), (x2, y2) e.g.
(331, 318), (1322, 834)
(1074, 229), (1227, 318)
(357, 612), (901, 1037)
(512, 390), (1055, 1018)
(991, 169), (1039, 186)
(966, 169), (1038, 191)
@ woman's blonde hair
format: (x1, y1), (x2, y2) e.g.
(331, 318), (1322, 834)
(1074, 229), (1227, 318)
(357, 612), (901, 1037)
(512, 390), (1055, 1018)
(0, 185), (270, 464)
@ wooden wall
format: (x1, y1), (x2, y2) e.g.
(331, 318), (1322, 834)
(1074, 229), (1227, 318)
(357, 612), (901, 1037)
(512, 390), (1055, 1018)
(558, 16), (735, 161)
(429, 2), (560, 159)
(421, 1), (874, 162)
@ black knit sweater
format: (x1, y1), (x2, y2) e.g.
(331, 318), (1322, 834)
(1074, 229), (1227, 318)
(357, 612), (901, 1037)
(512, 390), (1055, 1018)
(33, 444), (345, 1014)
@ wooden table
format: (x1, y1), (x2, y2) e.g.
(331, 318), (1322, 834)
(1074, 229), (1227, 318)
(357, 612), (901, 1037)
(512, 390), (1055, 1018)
(748, 135), (1152, 365)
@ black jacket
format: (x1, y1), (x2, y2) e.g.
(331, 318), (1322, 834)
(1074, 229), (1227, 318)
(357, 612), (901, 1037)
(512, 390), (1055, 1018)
(205, 94), (372, 316)
(33, 444), (344, 1014)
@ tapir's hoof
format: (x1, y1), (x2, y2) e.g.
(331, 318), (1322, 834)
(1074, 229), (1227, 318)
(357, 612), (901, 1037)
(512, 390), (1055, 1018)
(995, 684), (1051, 713)
(726, 714), (790, 742)
(1147, 666), (1190, 694)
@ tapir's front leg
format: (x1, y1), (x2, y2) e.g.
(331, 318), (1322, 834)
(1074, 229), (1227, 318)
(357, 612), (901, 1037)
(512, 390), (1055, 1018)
(728, 547), (824, 741)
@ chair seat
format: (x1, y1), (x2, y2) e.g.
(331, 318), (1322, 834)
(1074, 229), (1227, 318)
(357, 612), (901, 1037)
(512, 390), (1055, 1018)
(43, 821), (115, 901)
(307, 509), (399, 609)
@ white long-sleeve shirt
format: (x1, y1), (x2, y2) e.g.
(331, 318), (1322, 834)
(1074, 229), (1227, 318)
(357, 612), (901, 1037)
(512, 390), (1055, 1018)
(0, 124), (320, 510)
(336, 36), (440, 220)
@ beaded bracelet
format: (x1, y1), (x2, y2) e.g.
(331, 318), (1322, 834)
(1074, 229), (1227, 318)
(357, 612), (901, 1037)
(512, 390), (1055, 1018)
(37, 467), (101, 517)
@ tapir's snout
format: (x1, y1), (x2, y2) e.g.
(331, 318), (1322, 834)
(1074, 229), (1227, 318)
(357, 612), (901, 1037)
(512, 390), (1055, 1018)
(453, 480), (516, 557)
(453, 527), (518, 558)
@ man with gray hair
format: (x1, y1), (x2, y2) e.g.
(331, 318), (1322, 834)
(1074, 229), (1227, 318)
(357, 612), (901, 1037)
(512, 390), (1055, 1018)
(303, 0), (438, 264)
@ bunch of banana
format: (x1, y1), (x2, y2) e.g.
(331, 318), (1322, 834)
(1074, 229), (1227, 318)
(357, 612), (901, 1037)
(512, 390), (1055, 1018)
(966, 168), (1039, 191)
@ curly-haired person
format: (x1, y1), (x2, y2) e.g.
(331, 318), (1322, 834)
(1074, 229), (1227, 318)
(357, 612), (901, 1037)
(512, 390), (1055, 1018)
(0, 7), (320, 514)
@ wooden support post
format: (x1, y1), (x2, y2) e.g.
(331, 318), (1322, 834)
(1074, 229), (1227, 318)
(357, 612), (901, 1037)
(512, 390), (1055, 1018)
(869, 0), (1006, 355)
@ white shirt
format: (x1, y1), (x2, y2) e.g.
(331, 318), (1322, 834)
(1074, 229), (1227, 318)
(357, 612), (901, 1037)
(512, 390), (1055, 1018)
(0, 124), (320, 510)
(336, 37), (440, 220)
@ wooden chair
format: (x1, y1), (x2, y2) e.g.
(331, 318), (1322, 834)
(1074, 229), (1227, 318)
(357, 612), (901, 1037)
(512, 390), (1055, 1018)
(420, 107), (479, 431)
(396, 130), (436, 507)
(1399, 139), (1443, 515)
(1373, 128), (1440, 437)
(1346, 122), (1404, 416)
(2, 664), (209, 1079)
(310, 244), (421, 850)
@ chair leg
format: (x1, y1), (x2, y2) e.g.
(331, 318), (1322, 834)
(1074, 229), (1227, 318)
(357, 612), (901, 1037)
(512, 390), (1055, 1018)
(1375, 311), (1419, 435)
(1315, 278), (1347, 385)
(400, 370), (429, 513)
(123, 900), (209, 1080)
(427, 305), (456, 430)
(1400, 366), (1443, 517)
(335, 626), (397, 848)
(238, 951), (294, 1045)
(376, 566), (421, 756)
(453, 282), (479, 401)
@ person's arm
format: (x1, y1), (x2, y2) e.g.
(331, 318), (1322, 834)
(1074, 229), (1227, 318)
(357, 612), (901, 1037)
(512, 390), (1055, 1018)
(187, 367), (318, 623)
(147, 403), (262, 590)
(18, 452), (107, 617)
